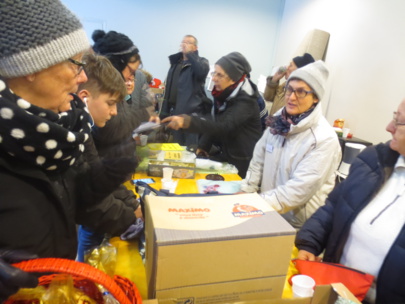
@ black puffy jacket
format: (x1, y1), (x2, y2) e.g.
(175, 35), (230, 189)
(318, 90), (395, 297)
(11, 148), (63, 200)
(186, 79), (262, 178)
(296, 142), (405, 304)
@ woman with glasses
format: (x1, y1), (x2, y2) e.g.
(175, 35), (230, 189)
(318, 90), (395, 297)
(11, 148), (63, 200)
(162, 52), (262, 178)
(0, 0), (137, 301)
(295, 101), (405, 304)
(240, 61), (341, 229)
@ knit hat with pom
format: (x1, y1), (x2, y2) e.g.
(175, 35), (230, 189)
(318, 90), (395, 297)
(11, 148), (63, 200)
(92, 30), (139, 73)
(292, 53), (315, 68)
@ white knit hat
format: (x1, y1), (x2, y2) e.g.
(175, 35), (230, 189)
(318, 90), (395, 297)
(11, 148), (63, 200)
(287, 60), (329, 101)
(0, 0), (90, 78)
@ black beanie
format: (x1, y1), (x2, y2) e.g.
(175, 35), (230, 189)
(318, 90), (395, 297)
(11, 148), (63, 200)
(216, 52), (251, 82)
(92, 30), (139, 72)
(292, 53), (315, 68)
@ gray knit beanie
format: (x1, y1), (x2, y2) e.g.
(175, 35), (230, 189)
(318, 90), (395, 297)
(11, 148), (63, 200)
(216, 52), (251, 82)
(0, 0), (90, 78)
(287, 60), (329, 101)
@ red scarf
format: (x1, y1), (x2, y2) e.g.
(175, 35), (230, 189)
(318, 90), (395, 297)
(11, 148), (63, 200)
(211, 75), (246, 109)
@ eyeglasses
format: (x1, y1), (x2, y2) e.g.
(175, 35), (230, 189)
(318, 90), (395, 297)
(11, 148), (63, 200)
(68, 58), (86, 76)
(392, 112), (405, 128)
(211, 71), (228, 80)
(284, 85), (314, 99)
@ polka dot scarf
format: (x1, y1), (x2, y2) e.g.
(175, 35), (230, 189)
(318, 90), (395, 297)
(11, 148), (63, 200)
(0, 79), (91, 172)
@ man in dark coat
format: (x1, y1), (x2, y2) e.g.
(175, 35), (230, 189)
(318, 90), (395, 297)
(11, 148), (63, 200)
(160, 35), (210, 146)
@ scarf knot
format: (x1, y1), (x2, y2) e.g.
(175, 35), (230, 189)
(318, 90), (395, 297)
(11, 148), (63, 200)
(211, 75), (246, 112)
(266, 105), (316, 136)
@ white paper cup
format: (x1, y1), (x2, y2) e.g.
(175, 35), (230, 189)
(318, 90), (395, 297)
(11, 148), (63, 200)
(162, 167), (174, 180)
(161, 179), (178, 193)
(140, 134), (148, 146)
(292, 275), (315, 298)
(342, 128), (350, 138)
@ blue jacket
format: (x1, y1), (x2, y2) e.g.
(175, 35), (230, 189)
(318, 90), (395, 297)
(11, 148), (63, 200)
(161, 51), (209, 117)
(296, 142), (405, 304)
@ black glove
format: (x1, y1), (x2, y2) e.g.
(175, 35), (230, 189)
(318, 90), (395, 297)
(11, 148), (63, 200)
(0, 250), (39, 302)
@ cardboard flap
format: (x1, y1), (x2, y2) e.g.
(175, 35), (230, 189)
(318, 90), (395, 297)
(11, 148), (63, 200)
(331, 283), (361, 304)
(311, 284), (361, 304)
(145, 193), (296, 244)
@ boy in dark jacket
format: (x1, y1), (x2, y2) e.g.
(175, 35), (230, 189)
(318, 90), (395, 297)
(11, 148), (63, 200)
(75, 53), (143, 262)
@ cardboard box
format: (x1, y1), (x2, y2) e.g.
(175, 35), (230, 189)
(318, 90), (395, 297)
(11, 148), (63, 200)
(146, 283), (361, 304)
(233, 283), (361, 304)
(145, 193), (296, 303)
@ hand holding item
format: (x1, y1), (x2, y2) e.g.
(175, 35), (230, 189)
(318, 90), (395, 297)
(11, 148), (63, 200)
(120, 218), (144, 241)
(148, 115), (160, 124)
(297, 249), (322, 262)
(161, 116), (185, 130)
(196, 148), (209, 158)
(0, 250), (39, 302)
(272, 66), (287, 82)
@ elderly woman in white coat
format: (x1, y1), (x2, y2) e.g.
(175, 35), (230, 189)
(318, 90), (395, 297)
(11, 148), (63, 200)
(240, 60), (341, 229)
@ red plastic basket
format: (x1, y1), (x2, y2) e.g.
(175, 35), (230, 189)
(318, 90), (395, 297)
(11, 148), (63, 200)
(7, 258), (142, 304)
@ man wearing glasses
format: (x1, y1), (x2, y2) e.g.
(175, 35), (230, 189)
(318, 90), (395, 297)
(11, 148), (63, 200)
(295, 101), (405, 304)
(160, 35), (210, 147)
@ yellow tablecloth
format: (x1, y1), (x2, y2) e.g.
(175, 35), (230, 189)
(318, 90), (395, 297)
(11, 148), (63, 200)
(112, 170), (298, 300)
(112, 172), (243, 300)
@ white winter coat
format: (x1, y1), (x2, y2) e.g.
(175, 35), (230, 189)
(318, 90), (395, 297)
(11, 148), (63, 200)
(241, 104), (341, 228)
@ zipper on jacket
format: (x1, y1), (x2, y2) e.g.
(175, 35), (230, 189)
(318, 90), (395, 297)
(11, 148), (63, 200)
(369, 194), (399, 225)
(369, 184), (405, 225)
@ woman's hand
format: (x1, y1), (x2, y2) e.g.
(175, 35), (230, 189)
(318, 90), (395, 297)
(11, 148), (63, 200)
(297, 250), (322, 262)
(135, 205), (144, 221)
(149, 115), (160, 124)
(161, 116), (185, 130)
(272, 69), (286, 82)
(196, 148), (209, 158)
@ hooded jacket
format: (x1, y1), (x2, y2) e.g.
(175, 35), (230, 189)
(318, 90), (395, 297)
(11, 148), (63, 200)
(241, 104), (341, 228)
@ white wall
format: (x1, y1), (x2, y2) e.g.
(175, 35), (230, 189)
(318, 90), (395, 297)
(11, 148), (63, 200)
(275, 0), (405, 144)
(63, 0), (285, 85)
(64, 0), (405, 145)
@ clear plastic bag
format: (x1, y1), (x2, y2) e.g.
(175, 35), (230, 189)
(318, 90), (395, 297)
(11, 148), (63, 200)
(84, 237), (117, 277)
